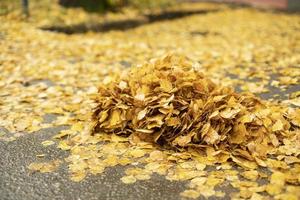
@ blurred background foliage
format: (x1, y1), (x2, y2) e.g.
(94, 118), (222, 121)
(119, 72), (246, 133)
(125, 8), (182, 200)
(0, 0), (175, 16)
(59, 0), (173, 12)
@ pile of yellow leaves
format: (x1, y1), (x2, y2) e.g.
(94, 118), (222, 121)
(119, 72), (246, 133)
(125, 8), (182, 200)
(92, 55), (299, 163)
(1, 1), (300, 199)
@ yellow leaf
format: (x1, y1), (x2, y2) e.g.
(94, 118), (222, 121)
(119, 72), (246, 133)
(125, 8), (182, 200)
(137, 109), (147, 120)
(160, 79), (173, 92)
(272, 120), (284, 132)
(121, 175), (136, 184)
(41, 140), (55, 146)
(71, 122), (83, 132)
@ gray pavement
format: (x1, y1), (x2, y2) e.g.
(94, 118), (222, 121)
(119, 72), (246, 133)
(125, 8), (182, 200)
(0, 125), (210, 200)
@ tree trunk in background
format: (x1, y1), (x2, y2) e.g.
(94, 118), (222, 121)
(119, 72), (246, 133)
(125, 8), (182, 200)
(21, 0), (29, 16)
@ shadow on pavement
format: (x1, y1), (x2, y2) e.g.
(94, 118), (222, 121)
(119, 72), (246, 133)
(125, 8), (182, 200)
(40, 9), (219, 34)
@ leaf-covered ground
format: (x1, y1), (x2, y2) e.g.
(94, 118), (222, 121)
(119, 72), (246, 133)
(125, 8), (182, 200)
(0, 2), (300, 200)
